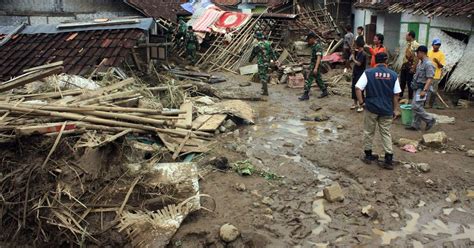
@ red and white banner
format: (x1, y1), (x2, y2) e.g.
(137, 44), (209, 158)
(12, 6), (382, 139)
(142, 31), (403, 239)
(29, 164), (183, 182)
(211, 12), (251, 33)
(191, 7), (223, 32)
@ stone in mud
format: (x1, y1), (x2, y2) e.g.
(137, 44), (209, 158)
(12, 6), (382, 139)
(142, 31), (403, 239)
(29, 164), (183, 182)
(422, 131), (447, 148)
(466, 150), (474, 157)
(263, 214), (274, 222)
(323, 183), (344, 202)
(336, 125), (344, 130)
(309, 103), (322, 112)
(219, 224), (240, 242)
(283, 142), (295, 148)
(262, 196), (274, 206)
(239, 82), (251, 87)
(233, 129), (240, 138)
(219, 125), (227, 133)
(416, 163), (430, 173)
(361, 205), (378, 219)
(264, 208), (273, 215)
(224, 119), (237, 130)
(397, 138), (419, 148)
(446, 192), (459, 203)
(235, 183), (246, 191)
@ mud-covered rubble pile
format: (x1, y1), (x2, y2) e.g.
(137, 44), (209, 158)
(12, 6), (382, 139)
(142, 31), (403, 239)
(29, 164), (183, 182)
(0, 62), (254, 246)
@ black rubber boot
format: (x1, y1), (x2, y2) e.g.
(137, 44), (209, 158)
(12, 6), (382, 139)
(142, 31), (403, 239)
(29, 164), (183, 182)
(299, 89), (310, 101)
(381, 153), (394, 170)
(360, 150), (379, 165)
(318, 89), (329, 98)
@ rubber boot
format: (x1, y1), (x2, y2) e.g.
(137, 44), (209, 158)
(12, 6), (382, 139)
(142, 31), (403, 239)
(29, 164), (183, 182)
(318, 89), (329, 98)
(261, 79), (269, 96)
(360, 150), (379, 165)
(381, 153), (394, 170)
(299, 88), (310, 101)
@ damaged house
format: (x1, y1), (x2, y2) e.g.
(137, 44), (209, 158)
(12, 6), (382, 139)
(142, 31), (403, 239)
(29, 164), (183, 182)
(353, 0), (474, 94)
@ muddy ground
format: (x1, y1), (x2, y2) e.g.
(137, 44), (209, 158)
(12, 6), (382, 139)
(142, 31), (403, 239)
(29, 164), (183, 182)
(169, 73), (474, 248)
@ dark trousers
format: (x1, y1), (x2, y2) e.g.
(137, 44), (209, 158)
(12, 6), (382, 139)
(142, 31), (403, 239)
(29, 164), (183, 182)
(400, 67), (414, 100)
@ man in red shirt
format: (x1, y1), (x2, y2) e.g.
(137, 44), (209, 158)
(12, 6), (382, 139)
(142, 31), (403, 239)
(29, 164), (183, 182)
(365, 33), (386, 68)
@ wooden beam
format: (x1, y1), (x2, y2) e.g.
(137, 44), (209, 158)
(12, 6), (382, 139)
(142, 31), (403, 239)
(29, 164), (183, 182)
(0, 66), (63, 93)
(23, 61), (64, 73)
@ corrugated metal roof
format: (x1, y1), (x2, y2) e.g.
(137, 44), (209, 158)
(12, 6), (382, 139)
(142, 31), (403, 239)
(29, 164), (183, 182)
(0, 28), (144, 80)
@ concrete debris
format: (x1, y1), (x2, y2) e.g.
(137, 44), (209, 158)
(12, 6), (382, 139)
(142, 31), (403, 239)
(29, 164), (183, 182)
(309, 103), (323, 112)
(223, 119), (237, 130)
(422, 131), (448, 148)
(430, 113), (456, 124)
(219, 224), (240, 242)
(239, 82), (252, 87)
(219, 125), (227, 133)
(417, 200), (426, 207)
(323, 183), (344, 202)
(391, 212), (400, 218)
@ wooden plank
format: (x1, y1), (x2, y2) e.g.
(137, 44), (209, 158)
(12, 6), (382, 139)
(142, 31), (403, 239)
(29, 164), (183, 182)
(23, 61), (64, 73)
(192, 115), (212, 130)
(0, 66), (63, 93)
(15, 122), (78, 136)
(176, 101), (193, 129)
(198, 114), (227, 131)
(172, 131), (191, 160)
(277, 49), (289, 64)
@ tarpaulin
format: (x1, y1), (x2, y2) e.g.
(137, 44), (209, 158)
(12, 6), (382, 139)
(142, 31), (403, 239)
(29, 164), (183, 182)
(191, 7), (223, 32)
(322, 52), (344, 63)
(211, 12), (251, 33)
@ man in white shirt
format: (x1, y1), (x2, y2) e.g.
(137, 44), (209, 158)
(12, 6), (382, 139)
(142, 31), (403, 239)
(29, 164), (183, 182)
(356, 53), (401, 170)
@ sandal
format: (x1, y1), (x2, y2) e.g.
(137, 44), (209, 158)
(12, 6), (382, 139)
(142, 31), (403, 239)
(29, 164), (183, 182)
(356, 107), (364, 113)
(350, 104), (356, 110)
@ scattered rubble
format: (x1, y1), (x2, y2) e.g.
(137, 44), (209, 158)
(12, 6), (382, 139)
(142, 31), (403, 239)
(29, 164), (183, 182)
(466, 150), (474, 157)
(362, 205), (378, 219)
(446, 192), (459, 203)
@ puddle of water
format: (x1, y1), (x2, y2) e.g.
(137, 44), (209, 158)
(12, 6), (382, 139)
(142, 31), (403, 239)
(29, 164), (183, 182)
(372, 209), (420, 245)
(312, 199), (332, 236)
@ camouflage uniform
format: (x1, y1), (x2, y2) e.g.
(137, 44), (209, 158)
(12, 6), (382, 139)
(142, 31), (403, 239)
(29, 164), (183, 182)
(185, 30), (198, 64)
(176, 19), (187, 46)
(305, 43), (327, 92)
(249, 40), (277, 95)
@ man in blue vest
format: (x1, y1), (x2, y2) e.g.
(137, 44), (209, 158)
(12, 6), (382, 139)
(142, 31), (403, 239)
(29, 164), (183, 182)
(355, 53), (401, 170)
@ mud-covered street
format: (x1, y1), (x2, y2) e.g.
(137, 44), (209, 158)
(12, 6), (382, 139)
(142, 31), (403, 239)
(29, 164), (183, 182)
(170, 75), (474, 247)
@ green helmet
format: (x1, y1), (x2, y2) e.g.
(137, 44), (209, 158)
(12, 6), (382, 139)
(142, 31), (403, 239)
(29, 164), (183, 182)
(255, 31), (264, 40)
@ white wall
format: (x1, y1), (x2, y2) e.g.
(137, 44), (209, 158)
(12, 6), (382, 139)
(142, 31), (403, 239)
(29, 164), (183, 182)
(376, 14), (384, 34)
(353, 8), (374, 33)
(384, 13), (401, 53)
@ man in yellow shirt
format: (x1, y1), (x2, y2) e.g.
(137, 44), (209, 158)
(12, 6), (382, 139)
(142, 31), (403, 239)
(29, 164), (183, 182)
(427, 38), (445, 108)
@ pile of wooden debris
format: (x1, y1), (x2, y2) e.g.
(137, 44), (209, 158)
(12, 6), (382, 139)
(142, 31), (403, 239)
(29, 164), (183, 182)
(0, 62), (253, 246)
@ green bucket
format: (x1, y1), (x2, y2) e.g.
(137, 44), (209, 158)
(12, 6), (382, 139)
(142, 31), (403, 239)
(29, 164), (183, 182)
(400, 104), (412, 126)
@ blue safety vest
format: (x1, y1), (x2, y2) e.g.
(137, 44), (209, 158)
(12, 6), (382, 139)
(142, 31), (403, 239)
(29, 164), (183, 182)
(365, 65), (398, 116)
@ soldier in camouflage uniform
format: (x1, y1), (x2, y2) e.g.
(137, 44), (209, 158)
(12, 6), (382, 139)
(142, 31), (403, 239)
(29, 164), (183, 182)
(185, 26), (199, 65)
(176, 17), (187, 47)
(299, 31), (328, 100)
(249, 31), (278, 96)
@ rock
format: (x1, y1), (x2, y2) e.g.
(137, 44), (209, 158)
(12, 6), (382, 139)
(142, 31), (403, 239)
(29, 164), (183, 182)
(416, 163), (430, 173)
(239, 82), (252, 87)
(446, 192), (459, 203)
(403, 163), (413, 169)
(422, 132), (448, 148)
(391, 212), (399, 218)
(309, 103), (322, 112)
(470, 137), (474, 141)
(195, 96), (215, 105)
(397, 138), (420, 148)
(262, 197), (274, 206)
(233, 129), (240, 138)
(209, 157), (230, 170)
(224, 119), (237, 130)
(219, 126), (227, 133)
(264, 208), (273, 215)
(235, 183), (246, 191)
(263, 214), (274, 222)
(417, 200), (426, 207)
(336, 125), (344, 130)
(283, 142), (295, 148)
(219, 224), (240, 242)
(251, 190), (262, 198)
(425, 179), (435, 185)
(323, 183), (345, 202)
(253, 202), (261, 208)
(324, 128), (332, 133)
(362, 205), (378, 219)
(466, 150), (474, 157)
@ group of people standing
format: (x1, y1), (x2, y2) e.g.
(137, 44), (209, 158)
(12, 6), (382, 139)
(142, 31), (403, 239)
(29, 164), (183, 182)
(344, 26), (446, 169)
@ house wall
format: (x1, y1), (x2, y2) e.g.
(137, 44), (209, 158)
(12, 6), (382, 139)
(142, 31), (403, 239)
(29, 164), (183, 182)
(0, 0), (140, 25)
(383, 13), (401, 53)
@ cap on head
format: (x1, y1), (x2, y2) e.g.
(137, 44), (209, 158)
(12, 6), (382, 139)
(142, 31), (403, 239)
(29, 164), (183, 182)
(432, 38), (441, 45)
(306, 31), (317, 41)
(255, 31), (264, 39)
(375, 52), (388, 64)
(416, 45), (428, 53)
